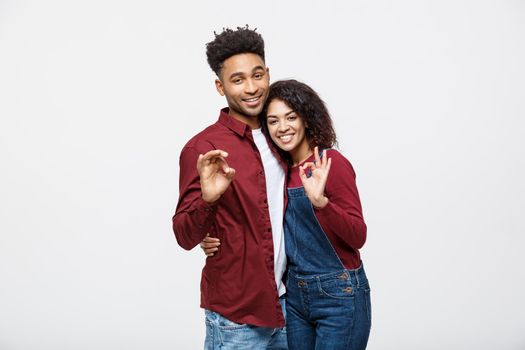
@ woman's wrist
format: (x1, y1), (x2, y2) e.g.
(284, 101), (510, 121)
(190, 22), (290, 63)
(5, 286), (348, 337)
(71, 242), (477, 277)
(312, 196), (329, 209)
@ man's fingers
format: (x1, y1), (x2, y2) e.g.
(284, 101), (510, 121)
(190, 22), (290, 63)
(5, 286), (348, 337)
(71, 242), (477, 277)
(202, 149), (229, 161)
(225, 167), (236, 180)
(197, 154), (205, 170)
(219, 159), (232, 174)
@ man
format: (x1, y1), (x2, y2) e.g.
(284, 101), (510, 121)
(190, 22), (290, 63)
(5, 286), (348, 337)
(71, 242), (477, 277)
(172, 26), (288, 349)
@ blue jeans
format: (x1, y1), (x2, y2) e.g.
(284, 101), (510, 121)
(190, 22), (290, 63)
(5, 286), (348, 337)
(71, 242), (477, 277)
(204, 297), (288, 349)
(286, 266), (371, 350)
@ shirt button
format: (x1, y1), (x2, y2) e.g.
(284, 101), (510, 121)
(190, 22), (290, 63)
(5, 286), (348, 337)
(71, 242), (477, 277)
(263, 199), (267, 204)
(267, 228), (271, 232)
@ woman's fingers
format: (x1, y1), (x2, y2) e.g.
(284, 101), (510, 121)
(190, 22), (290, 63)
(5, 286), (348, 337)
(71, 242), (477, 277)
(200, 234), (221, 256)
(321, 149), (328, 167)
(326, 157), (332, 173)
(299, 165), (307, 181)
(314, 146), (321, 166)
(302, 162), (316, 170)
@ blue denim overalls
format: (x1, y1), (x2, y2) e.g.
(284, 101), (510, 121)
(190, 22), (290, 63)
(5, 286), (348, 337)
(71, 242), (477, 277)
(284, 183), (371, 350)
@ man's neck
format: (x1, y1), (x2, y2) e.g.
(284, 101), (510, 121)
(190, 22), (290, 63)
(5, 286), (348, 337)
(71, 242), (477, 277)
(228, 109), (260, 129)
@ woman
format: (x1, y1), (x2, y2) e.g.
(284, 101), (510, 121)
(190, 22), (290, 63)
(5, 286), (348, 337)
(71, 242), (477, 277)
(202, 80), (371, 349)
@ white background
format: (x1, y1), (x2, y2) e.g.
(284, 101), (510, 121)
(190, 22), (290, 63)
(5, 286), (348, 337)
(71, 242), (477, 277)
(1, 0), (524, 349)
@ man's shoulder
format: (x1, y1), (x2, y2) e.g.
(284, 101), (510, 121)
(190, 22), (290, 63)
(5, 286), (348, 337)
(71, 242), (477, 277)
(181, 117), (242, 154)
(183, 122), (220, 149)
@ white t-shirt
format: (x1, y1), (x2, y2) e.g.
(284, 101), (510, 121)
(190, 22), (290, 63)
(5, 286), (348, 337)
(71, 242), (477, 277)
(252, 128), (287, 297)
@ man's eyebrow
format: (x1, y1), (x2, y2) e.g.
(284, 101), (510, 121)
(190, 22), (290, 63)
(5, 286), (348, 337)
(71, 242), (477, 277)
(229, 72), (245, 79)
(228, 66), (265, 79)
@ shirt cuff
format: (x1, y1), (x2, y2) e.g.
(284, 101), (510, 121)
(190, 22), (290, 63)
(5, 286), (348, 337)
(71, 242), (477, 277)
(195, 196), (220, 213)
(313, 200), (338, 225)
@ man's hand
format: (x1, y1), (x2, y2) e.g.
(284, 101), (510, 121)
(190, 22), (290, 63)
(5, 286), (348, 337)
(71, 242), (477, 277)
(299, 147), (331, 209)
(200, 234), (221, 257)
(197, 150), (236, 203)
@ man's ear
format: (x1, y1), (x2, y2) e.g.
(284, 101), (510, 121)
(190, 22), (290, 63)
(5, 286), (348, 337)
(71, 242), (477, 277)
(266, 66), (270, 81)
(215, 79), (225, 96)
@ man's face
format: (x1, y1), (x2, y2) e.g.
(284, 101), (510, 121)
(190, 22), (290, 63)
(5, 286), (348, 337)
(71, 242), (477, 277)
(215, 53), (270, 122)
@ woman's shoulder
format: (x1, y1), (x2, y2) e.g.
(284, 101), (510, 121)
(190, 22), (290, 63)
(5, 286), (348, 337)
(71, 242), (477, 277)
(324, 149), (356, 175)
(325, 148), (351, 163)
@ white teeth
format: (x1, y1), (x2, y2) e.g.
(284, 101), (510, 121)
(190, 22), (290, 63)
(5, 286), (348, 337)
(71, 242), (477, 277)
(279, 135), (292, 142)
(244, 97), (259, 102)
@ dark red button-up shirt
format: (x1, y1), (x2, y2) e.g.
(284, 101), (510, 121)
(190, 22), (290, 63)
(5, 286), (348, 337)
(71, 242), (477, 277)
(173, 108), (287, 328)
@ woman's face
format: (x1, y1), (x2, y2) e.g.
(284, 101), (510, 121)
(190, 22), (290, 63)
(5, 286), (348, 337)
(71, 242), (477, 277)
(266, 99), (309, 157)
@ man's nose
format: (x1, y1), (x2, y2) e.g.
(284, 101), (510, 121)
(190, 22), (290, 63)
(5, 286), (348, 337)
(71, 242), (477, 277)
(244, 79), (258, 94)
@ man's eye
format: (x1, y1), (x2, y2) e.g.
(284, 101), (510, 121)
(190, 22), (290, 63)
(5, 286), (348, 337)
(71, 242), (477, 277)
(233, 79), (242, 84)
(254, 73), (263, 79)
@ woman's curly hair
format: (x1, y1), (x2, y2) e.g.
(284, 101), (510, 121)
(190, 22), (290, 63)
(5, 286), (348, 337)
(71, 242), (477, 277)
(261, 79), (338, 160)
(206, 25), (265, 77)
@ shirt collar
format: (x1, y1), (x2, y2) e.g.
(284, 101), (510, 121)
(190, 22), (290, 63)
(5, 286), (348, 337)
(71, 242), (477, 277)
(217, 108), (252, 137)
(217, 108), (288, 170)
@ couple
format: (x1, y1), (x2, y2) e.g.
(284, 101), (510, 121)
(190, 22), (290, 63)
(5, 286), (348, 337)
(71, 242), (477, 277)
(173, 26), (371, 350)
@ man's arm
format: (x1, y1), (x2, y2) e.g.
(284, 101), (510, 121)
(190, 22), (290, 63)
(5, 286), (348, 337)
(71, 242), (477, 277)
(172, 146), (234, 250)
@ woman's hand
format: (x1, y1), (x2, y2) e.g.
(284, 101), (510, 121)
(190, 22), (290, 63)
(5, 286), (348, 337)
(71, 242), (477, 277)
(200, 234), (221, 257)
(299, 147), (331, 209)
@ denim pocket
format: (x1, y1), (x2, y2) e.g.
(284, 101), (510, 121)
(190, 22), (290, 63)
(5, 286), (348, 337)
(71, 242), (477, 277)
(215, 312), (250, 331)
(318, 277), (355, 299)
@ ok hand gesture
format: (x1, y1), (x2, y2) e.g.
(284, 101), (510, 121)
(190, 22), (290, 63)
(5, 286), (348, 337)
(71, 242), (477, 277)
(197, 150), (236, 203)
(299, 147), (331, 209)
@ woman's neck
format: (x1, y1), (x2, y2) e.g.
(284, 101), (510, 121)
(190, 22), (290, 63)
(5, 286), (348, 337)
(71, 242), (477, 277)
(290, 143), (313, 167)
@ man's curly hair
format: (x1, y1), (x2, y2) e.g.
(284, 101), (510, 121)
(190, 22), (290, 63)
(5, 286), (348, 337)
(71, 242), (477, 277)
(261, 80), (338, 162)
(206, 25), (265, 77)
